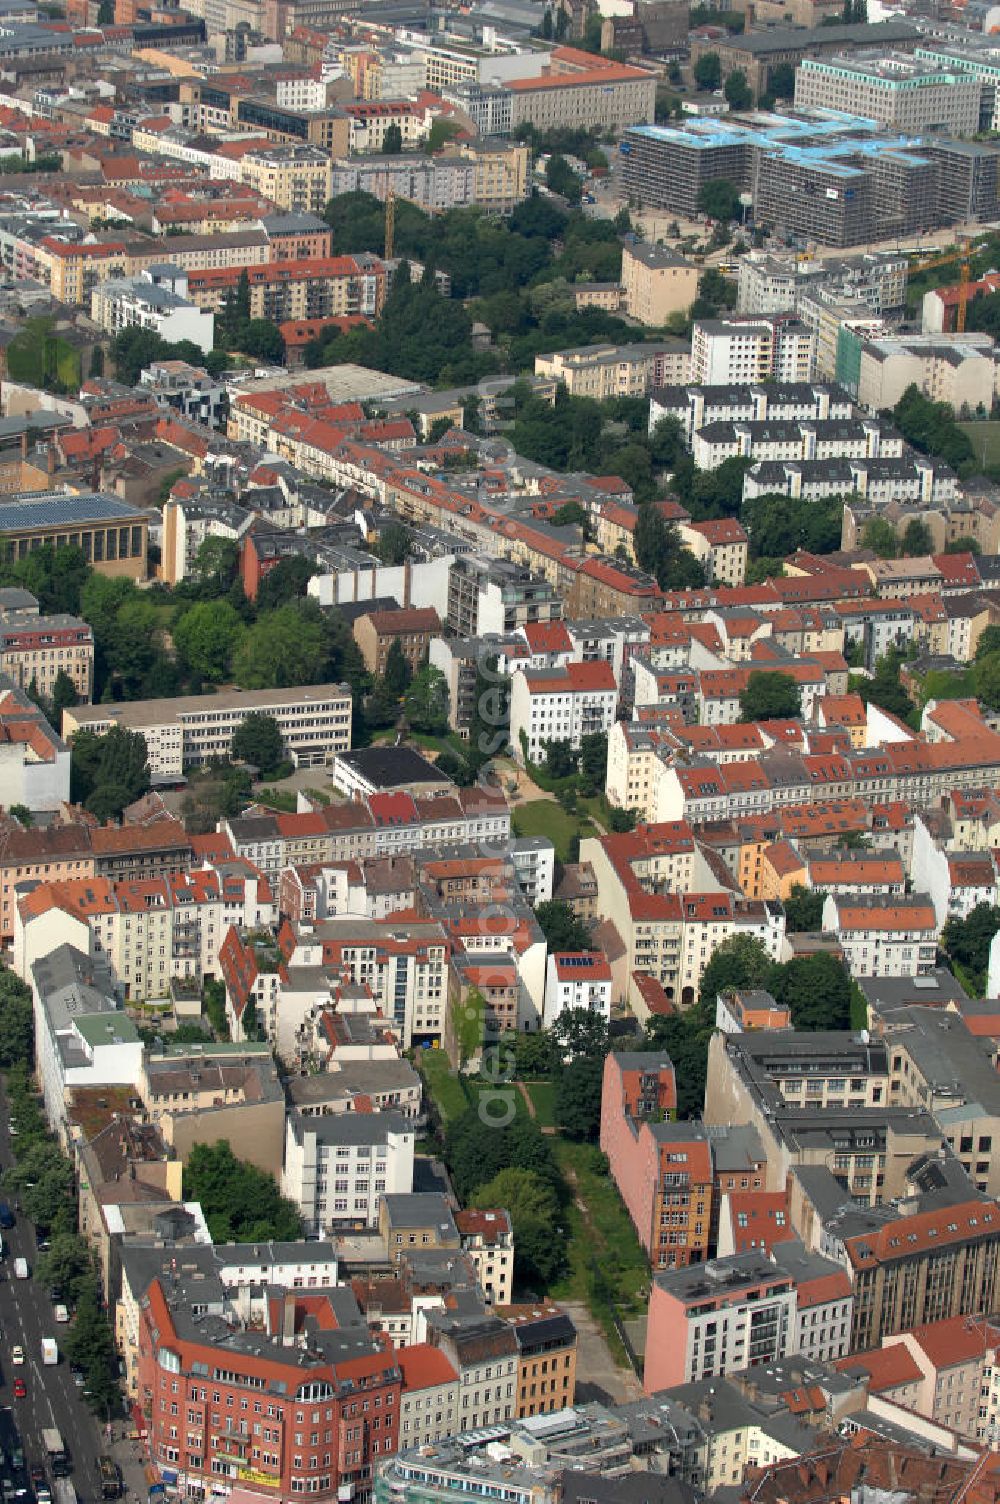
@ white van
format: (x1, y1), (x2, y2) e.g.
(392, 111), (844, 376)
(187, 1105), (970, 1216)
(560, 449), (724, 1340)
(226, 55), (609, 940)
(13, 1258), (28, 1280)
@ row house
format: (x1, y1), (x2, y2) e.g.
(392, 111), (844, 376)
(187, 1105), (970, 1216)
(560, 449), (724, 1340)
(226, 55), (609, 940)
(14, 863), (275, 999)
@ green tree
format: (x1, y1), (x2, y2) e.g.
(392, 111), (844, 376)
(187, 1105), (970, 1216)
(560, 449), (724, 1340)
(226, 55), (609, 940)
(860, 649), (916, 723)
(693, 51), (721, 89)
(976, 625), (1000, 661)
(445, 1107), (562, 1204)
(34, 1233), (94, 1304)
(901, 518), (934, 556)
(0, 968), (33, 1068)
(769, 952), (851, 1030)
(233, 605), (329, 690)
(173, 600), (245, 682)
(860, 518), (898, 557)
(403, 665), (449, 734)
(534, 901), (591, 952)
(70, 724), (150, 814)
(183, 1141), (301, 1242)
(769, 61), (796, 97)
(4, 1140), (76, 1235)
(783, 884), (826, 933)
(425, 118), (462, 155)
(578, 731), (607, 797)
(193, 536), (239, 594)
(64, 1287), (119, 1415)
(51, 669), (78, 722)
(473, 1167), (566, 1286)
(377, 521), (413, 565)
(240, 319), (285, 364)
(697, 178), (740, 222)
(231, 713), (285, 777)
(546, 155), (582, 204)
(255, 555), (318, 612)
(552, 1007), (609, 1060)
(382, 123), (403, 154)
(894, 383), (975, 473)
(738, 670), (802, 722)
(942, 903), (1000, 994)
(698, 934), (772, 1009)
(555, 1055), (604, 1141)
(543, 738), (578, 779)
(724, 69), (753, 109)
(383, 638), (413, 699)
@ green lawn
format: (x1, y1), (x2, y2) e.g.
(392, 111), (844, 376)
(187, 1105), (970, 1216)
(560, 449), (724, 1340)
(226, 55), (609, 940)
(549, 1139), (650, 1357)
(465, 1076), (527, 1125)
(511, 800), (597, 862)
(525, 1079), (557, 1127)
(959, 420), (1000, 469)
(417, 1049), (469, 1125)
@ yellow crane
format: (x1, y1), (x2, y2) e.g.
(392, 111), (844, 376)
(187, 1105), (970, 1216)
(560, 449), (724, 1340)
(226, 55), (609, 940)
(908, 237), (973, 332)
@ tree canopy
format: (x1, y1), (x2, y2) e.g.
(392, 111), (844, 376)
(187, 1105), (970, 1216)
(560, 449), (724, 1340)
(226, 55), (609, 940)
(231, 713), (285, 778)
(183, 1141), (302, 1242)
(738, 670), (802, 722)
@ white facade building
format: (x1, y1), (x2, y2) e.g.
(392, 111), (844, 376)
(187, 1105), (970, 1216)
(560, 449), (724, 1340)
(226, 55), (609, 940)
(543, 951), (612, 1028)
(690, 318), (815, 386)
(509, 660), (617, 766)
(281, 1108), (415, 1235)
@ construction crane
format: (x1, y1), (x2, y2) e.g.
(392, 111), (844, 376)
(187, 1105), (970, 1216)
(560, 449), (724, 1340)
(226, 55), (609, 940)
(384, 181), (395, 261)
(908, 236), (973, 332)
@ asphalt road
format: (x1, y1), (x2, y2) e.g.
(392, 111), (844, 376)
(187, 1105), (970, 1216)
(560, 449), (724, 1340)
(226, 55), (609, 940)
(0, 1085), (107, 1504)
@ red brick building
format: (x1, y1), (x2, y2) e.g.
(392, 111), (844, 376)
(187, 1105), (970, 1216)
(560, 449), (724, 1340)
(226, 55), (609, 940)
(600, 1051), (716, 1271)
(137, 1278), (401, 1501)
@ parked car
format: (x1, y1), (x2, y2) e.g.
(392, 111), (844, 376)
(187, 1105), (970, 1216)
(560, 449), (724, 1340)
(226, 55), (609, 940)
(0, 1204), (15, 1230)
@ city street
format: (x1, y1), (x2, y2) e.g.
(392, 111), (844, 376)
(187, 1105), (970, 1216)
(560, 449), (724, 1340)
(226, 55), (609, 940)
(0, 1085), (109, 1504)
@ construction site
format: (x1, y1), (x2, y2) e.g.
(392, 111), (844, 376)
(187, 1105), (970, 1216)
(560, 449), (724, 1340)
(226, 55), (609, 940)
(619, 111), (1000, 248)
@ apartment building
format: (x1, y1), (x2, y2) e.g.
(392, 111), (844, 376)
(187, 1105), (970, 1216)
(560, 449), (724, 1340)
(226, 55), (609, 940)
(135, 1267), (401, 1503)
(678, 519), (748, 586)
(353, 607), (442, 678)
(455, 1209), (514, 1305)
(63, 682), (352, 777)
(237, 143), (333, 213)
(854, 332), (999, 412)
(32, 946), (144, 1133)
(0, 611), (93, 702)
(535, 340), (690, 399)
(509, 660), (617, 765)
(187, 254), (387, 322)
(0, 677), (69, 812)
(282, 1108), (415, 1234)
(844, 1197), (1000, 1349)
(621, 242), (699, 327)
(821, 893), (937, 978)
(543, 951), (612, 1027)
(397, 1347), (460, 1450)
(498, 1304), (578, 1419)
(42, 237), (127, 304)
(91, 273), (215, 354)
(690, 319), (816, 385)
(644, 1252), (798, 1392)
(14, 862), (276, 1000)
(602, 1052), (713, 1272)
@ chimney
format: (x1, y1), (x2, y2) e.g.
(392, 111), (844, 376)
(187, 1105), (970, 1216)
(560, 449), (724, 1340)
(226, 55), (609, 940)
(48, 444), (56, 478)
(282, 1291), (296, 1347)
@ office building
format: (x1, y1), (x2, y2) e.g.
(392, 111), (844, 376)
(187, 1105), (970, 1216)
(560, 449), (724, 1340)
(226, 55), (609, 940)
(793, 55), (982, 135)
(63, 683), (352, 777)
